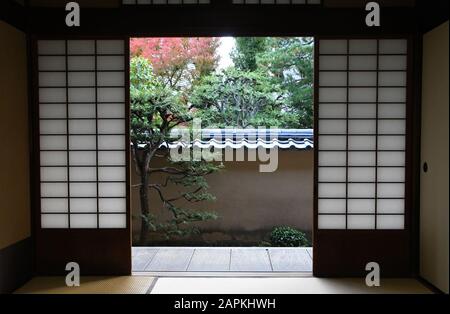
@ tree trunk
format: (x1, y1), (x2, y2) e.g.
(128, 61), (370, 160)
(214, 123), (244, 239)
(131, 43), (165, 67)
(139, 174), (150, 245)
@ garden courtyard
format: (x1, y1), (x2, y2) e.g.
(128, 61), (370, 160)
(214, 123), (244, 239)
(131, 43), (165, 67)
(130, 37), (314, 249)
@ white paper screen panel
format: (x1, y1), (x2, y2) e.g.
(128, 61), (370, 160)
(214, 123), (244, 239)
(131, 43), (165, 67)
(38, 39), (127, 229)
(318, 39), (407, 230)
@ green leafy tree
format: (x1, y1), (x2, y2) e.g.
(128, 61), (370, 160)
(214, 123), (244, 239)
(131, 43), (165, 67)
(231, 37), (267, 71)
(191, 68), (291, 128)
(131, 57), (221, 245)
(194, 37), (314, 129)
(256, 37), (314, 128)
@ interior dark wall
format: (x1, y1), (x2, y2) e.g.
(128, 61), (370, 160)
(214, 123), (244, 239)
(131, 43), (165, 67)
(0, 19), (32, 294)
(420, 21), (449, 294)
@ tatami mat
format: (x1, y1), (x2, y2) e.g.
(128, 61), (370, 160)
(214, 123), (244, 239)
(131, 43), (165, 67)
(14, 276), (433, 294)
(15, 276), (155, 294)
(150, 277), (433, 294)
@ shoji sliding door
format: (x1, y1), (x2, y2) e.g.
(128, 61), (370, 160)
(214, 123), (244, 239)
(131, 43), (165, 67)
(314, 38), (412, 277)
(34, 38), (131, 275)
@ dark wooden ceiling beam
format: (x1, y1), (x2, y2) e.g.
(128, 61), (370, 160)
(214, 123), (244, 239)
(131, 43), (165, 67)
(3, 1), (448, 36)
(27, 6), (419, 37)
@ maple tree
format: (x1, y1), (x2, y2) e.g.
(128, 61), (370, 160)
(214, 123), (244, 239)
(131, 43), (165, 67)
(130, 37), (220, 92)
(130, 56), (221, 245)
(131, 38), (222, 244)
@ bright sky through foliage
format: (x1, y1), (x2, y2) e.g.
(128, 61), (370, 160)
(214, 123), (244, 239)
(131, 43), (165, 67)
(217, 37), (235, 70)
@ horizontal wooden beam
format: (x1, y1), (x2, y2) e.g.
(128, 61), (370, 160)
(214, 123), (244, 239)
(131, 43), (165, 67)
(3, 2), (447, 38)
(28, 6), (419, 37)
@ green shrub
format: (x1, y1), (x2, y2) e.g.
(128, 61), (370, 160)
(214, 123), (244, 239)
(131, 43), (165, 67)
(269, 226), (310, 247)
